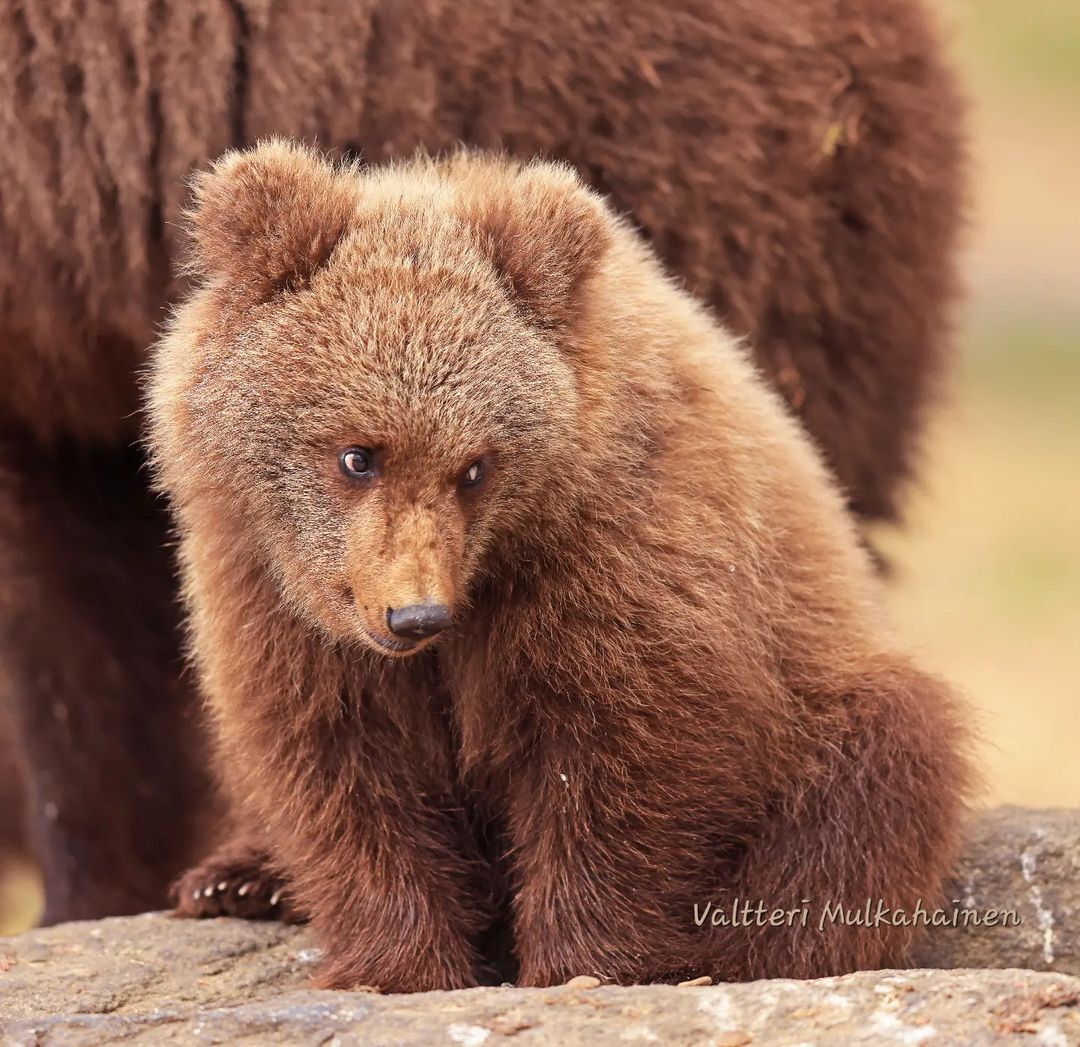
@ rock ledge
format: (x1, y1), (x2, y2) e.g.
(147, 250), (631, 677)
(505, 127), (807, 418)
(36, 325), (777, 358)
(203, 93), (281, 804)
(1, 914), (1078, 1046)
(1, 807), (1078, 1044)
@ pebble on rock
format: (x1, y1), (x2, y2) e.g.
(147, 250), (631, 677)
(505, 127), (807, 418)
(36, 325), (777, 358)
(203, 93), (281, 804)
(564, 975), (602, 989)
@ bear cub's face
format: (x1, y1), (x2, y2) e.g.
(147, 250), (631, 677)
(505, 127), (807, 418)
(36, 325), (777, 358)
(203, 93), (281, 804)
(247, 273), (569, 659)
(155, 143), (612, 657)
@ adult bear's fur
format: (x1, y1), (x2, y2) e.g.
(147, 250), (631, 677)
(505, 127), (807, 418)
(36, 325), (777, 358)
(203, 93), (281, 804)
(0, 0), (966, 921)
(148, 142), (972, 991)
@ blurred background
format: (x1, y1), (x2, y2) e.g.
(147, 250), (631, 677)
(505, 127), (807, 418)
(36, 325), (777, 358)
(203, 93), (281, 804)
(879, 0), (1080, 809)
(1, 0), (1077, 934)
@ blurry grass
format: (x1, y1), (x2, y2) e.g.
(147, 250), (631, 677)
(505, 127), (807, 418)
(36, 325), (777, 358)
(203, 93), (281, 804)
(916, 4), (1080, 807)
(974, 314), (1080, 405)
(955, 0), (1080, 98)
(0, 856), (43, 937)
(878, 315), (1080, 807)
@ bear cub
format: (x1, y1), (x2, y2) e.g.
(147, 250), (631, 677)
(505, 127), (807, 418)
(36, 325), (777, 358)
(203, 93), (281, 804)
(148, 140), (971, 992)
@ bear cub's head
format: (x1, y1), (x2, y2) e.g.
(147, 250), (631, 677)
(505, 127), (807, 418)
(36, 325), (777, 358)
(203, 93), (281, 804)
(151, 140), (616, 657)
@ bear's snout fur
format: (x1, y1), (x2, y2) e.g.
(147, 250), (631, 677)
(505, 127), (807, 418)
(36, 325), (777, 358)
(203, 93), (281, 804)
(345, 495), (464, 656)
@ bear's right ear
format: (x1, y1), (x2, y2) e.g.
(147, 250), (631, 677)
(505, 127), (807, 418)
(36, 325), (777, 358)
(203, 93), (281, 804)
(186, 139), (359, 299)
(459, 158), (614, 332)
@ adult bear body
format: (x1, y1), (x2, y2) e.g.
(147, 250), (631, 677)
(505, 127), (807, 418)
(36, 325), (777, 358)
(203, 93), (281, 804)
(0, 0), (965, 922)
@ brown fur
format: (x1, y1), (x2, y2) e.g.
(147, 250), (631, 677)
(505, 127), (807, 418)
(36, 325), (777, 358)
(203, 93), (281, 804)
(0, 0), (966, 922)
(147, 143), (973, 992)
(0, 440), (217, 921)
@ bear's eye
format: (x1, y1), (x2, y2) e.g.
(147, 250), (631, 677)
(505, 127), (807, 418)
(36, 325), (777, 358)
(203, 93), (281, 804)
(339, 447), (375, 479)
(460, 458), (486, 488)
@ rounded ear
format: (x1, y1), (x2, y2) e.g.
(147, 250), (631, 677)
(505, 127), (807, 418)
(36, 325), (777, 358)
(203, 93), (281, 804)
(186, 139), (359, 299)
(459, 159), (614, 331)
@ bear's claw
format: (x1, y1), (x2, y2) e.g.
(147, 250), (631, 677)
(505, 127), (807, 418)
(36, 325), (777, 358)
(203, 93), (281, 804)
(171, 846), (304, 924)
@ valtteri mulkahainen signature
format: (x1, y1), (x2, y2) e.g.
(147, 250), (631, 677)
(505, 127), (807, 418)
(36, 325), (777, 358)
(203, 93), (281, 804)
(693, 899), (1021, 932)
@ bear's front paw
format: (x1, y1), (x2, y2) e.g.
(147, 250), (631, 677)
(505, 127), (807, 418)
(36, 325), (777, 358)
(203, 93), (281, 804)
(170, 845), (304, 924)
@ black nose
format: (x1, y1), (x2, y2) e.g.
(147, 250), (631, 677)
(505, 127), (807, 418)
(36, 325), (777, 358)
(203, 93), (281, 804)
(386, 603), (452, 640)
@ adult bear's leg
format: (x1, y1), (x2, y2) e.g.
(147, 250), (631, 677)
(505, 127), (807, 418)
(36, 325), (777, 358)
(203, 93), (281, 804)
(0, 434), (216, 923)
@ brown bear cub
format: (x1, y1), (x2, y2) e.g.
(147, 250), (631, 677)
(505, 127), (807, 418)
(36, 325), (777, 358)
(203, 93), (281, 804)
(148, 141), (971, 992)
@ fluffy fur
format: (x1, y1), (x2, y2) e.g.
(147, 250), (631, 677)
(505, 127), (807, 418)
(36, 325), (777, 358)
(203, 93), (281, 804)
(148, 142), (972, 992)
(0, 0), (966, 921)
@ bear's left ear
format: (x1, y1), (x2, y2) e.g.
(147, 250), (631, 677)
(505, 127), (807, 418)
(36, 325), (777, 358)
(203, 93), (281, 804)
(463, 160), (614, 331)
(186, 138), (359, 300)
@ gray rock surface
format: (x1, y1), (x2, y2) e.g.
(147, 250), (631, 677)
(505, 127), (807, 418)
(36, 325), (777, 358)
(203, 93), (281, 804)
(914, 806), (1080, 974)
(1, 807), (1078, 1044)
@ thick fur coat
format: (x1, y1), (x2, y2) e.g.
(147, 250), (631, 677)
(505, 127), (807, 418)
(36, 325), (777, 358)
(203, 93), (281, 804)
(0, 0), (966, 921)
(148, 142), (972, 992)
